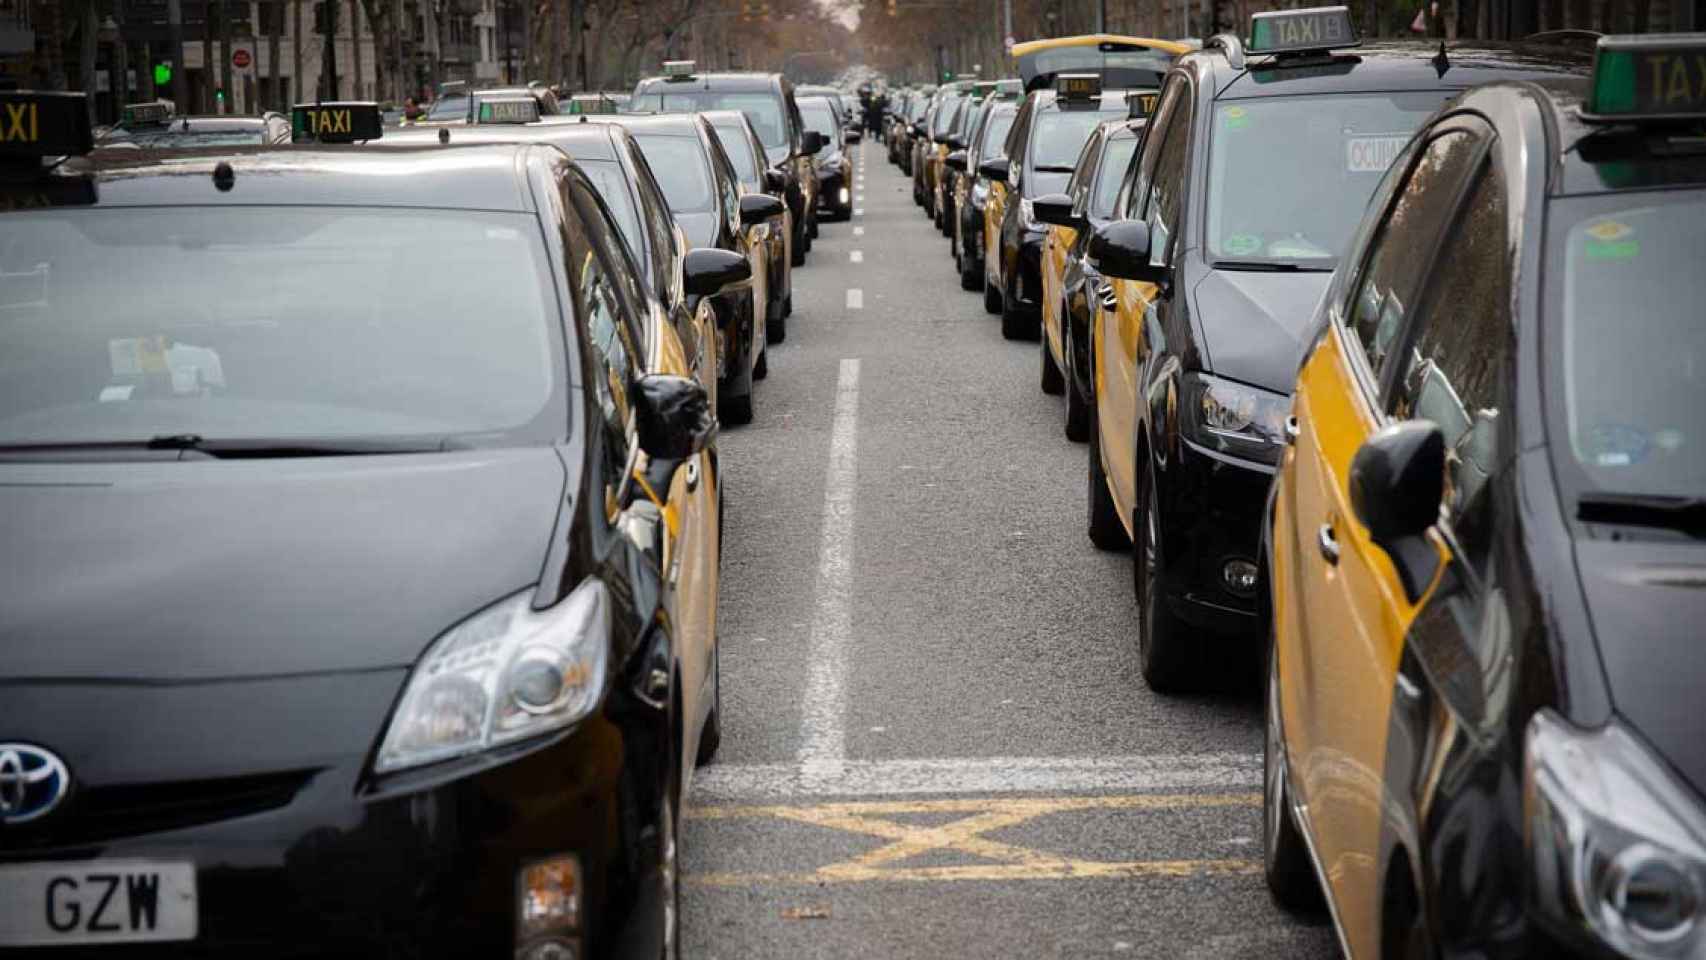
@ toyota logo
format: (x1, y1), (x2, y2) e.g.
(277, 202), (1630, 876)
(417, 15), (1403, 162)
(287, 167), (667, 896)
(0, 744), (71, 825)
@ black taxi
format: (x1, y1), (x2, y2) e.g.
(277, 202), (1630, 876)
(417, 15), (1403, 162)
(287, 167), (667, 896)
(1082, 6), (1587, 690)
(0, 94), (726, 960)
(1264, 34), (1706, 960)
(946, 90), (1019, 295)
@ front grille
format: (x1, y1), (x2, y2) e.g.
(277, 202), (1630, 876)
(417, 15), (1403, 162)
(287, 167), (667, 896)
(0, 769), (317, 852)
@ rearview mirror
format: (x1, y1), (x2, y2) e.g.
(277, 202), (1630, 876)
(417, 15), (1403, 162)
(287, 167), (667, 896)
(633, 373), (716, 463)
(1350, 420), (1444, 602)
(1031, 193), (1080, 228)
(739, 192), (786, 226)
(945, 150), (968, 172)
(1089, 220), (1165, 284)
(801, 130), (827, 154)
(977, 157), (1009, 182)
(682, 247), (752, 298)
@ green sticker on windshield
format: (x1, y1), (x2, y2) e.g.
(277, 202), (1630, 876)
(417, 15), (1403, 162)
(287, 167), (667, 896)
(1223, 234), (1262, 256)
(1584, 219), (1640, 260)
(1223, 106), (1249, 130)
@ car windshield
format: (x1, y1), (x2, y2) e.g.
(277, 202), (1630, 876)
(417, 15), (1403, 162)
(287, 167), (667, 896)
(1029, 106), (1124, 170)
(1091, 137), (1138, 218)
(711, 122), (763, 186)
(427, 95), (469, 120)
(633, 90), (787, 149)
(111, 123), (268, 147)
(800, 99), (838, 147)
(631, 134), (715, 213)
(0, 207), (563, 446)
(1551, 193), (1706, 500)
(978, 112), (1015, 159)
(579, 160), (647, 279)
(932, 96), (966, 137)
(1205, 92), (1447, 264)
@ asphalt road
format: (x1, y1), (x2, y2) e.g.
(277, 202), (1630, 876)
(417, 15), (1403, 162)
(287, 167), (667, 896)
(682, 141), (1340, 960)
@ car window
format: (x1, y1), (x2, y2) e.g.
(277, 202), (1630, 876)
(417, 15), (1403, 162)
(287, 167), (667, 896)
(636, 90), (787, 149)
(1029, 107), (1123, 170)
(976, 111), (1014, 164)
(702, 128), (744, 229)
(1064, 131), (1101, 199)
(1125, 75), (1186, 219)
(1142, 92), (1193, 266)
(630, 134), (716, 214)
(1387, 161), (1511, 573)
(577, 160), (647, 286)
(626, 140), (682, 303)
(712, 121), (763, 187)
(563, 186), (643, 481)
(1091, 137), (1138, 219)
(1345, 130), (1484, 384)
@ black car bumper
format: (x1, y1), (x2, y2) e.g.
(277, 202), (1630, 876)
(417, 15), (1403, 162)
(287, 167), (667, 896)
(1156, 439), (1275, 639)
(1, 708), (668, 959)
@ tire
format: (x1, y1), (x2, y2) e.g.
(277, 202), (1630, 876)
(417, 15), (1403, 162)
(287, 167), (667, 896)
(783, 293), (794, 319)
(1264, 644), (1323, 913)
(696, 643), (723, 766)
(791, 227), (807, 267)
(1040, 333), (1064, 395)
(720, 386), (754, 426)
(1064, 307), (1090, 441)
(768, 314), (787, 344)
(1134, 459), (1201, 692)
(983, 280), (1002, 315)
(753, 348), (768, 381)
(960, 258), (981, 292)
(1086, 408), (1131, 551)
(808, 216), (819, 240)
(1000, 282), (1036, 341)
(656, 752), (681, 960)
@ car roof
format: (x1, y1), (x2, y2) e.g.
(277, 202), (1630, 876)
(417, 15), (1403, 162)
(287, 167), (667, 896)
(608, 113), (704, 138)
(1519, 77), (1706, 197)
(44, 145), (540, 212)
(635, 72), (783, 93)
(377, 118), (623, 161)
(1028, 89), (1137, 113)
(1206, 39), (1589, 100)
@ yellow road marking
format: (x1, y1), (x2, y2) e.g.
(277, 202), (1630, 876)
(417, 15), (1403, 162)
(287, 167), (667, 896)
(687, 793), (1261, 887)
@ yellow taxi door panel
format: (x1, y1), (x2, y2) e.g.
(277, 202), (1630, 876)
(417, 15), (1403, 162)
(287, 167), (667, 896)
(985, 181), (1008, 276)
(1041, 223), (1076, 358)
(1095, 276), (1155, 537)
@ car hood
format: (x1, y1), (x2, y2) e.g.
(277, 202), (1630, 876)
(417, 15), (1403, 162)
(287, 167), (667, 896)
(1191, 268), (1333, 393)
(0, 449), (566, 682)
(676, 212), (718, 249)
(1574, 538), (1706, 800)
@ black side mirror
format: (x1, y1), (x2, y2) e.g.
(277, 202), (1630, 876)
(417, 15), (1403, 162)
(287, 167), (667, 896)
(1349, 420), (1445, 602)
(801, 130), (827, 154)
(977, 157), (1009, 182)
(739, 192), (786, 226)
(945, 150), (968, 172)
(633, 373), (716, 463)
(912, 121), (927, 136)
(1031, 193), (1080, 228)
(682, 247), (752, 298)
(946, 134), (966, 150)
(1089, 220), (1166, 284)
(845, 128), (863, 143)
(762, 168), (787, 193)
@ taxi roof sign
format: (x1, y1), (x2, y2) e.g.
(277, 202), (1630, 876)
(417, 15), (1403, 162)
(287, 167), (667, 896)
(477, 96), (541, 124)
(0, 91), (94, 162)
(1057, 73), (1103, 100)
(1584, 34), (1706, 122)
(663, 60), (697, 81)
(1247, 5), (1359, 56)
(1126, 89), (1158, 118)
(291, 102), (383, 143)
(121, 100), (173, 128)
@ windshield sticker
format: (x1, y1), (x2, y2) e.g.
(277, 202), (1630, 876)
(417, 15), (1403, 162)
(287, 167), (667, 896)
(1585, 423), (1649, 467)
(1346, 134), (1409, 173)
(1223, 234), (1262, 256)
(1584, 219), (1640, 260)
(1222, 106), (1249, 130)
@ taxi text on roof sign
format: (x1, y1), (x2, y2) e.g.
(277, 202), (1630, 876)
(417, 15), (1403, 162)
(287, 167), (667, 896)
(0, 91), (93, 160)
(1247, 5), (1359, 56)
(121, 101), (172, 127)
(664, 60), (696, 80)
(291, 102), (383, 143)
(1057, 73), (1103, 100)
(1584, 34), (1706, 122)
(479, 97), (540, 124)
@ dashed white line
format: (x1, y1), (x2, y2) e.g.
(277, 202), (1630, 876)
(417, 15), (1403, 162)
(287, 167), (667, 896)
(695, 754), (1262, 801)
(853, 226), (865, 236)
(845, 288), (863, 310)
(849, 250), (864, 263)
(854, 207), (865, 217)
(798, 359), (862, 789)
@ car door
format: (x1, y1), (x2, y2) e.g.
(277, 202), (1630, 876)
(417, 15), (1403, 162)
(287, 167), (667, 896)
(1278, 121), (1493, 958)
(704, 126), (768, 346)
(984, 105), (1025, 281)
(1043, 130), (1100, 363)
(1096, 75), (1189, 536)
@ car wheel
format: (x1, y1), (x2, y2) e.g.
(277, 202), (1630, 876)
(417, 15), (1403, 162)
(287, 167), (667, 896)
(1134, 460), (1201, 692)
(783, 293), (794, 319)
(808, 216), (819, 240)
(768, 314), (787, 344)
(1064, 306), (1090, 441)
(719, 370), (754, 425)
(1264, 642), (1323, 912)
(1086, 408), (1131, 551)
(696, 642), (723, 766)
(1000, 281), (1036, 341)
(791, 231), (807, 267)
(960, 258), (981, 292)
(983, 279), (1002, 315)
(656, 758), (681, 960)
(753, 348), (769, 381)
(1040, 333), (1064, 395)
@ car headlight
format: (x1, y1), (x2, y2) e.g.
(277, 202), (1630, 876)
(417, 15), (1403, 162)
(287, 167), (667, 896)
(375, 579), (610, 774)
(1181, 372), (1288, 463)
(1526, 710), (1706, 958)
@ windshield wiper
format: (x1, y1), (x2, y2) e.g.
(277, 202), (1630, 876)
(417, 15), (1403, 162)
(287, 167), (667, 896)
(1578, 492), (1706, 535)
(1212, 260), (1334, 273)
(1031, 164), (1078, 173)
(0, 434), (460, 461)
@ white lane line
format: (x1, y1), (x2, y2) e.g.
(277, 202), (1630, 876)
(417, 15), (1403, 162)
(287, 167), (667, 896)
(853, 226), (865, 236)
(849, 250), (864, 263)
(797, 359), (862, 788)
(845, 287), (863, 310)
(696, 754), (1262, 802)
(854, 207), (865, 217)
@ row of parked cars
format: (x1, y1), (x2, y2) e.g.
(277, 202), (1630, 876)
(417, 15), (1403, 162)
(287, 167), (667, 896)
(0, 66), (864, 960)
(885, 12), (1706, 960)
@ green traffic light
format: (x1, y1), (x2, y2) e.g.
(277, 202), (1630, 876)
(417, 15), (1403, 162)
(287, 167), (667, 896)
(154, 62), (172, 86)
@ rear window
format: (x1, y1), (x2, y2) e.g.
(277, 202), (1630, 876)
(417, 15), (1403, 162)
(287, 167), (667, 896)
(632, 90), (787, 149)
(711, 122), (763, 185)
(631, 134), (715, 213)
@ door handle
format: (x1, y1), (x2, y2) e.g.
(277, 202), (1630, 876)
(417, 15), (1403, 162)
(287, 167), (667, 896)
(1284, 415), (1300, 445)
(1317, 523), (1340, 565)
(684, 457), (700, 493)
(1097, 282), (1118, 311)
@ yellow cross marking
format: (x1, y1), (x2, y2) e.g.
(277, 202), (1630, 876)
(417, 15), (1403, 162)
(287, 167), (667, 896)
(688, 793), (1261, 887)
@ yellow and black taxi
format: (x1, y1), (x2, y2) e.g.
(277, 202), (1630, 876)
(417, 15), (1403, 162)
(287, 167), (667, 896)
(1081, 7), (1587, 690)
(704, 108), (796, 330)
(0, 93), (734, 959)
(946, 84), (1020, 293)
(1263, 33), (1706, 960)
(99, 100), (292, 147)
(985, 73), (1135, 340)
(893, 87), (933, 173)
(933, 80), (993, 239)
(420, 82), (560, 124)
(1029, 111), (1145, 442)
(613, 113), (775, 425)
(796, 92), (854, 220)
(630, 61), (825, 266)
(913, 84), (967, 215)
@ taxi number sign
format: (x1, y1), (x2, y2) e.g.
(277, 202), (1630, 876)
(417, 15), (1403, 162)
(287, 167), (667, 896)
(0, 92), (94, 158)
(1062, 77), (1097, 97)
(480, 99), (539, 123)
(290, 102), (383, 143)
(1346, 134), (1409, 173)
(300, 108), (352, 135)
(1592, 46), (1706, 118)
(1248, 6), (1358, 55)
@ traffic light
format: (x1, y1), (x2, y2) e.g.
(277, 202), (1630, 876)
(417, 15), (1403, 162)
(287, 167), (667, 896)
(154, 61), (172, 86)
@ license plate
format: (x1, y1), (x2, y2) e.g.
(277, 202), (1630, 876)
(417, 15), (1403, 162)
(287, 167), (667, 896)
(0, 861), (196, 946)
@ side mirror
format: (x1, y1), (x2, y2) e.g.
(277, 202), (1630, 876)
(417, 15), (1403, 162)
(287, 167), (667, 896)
(1031, 193), (1080, 229)
(762, 168), (787, 193)
(946, 134), (966, 150)
(845, 128), (863, 143)
(945, 149), (968, 172)
(1089, 219), (1165, 284)
(682, 247), (752, 298)
(1349, 420), (1444, 602)
(977, 157), (1009, 182)
(739, 192), (786, 226)
(912, 121), (927, 136)
(801, 130), (827, 154)
(633, 373), (716, 463)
